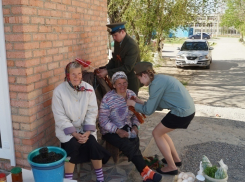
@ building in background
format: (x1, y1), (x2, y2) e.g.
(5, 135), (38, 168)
(191, 14), (239, 36)
(169, 14), (239, 38)
(169, 27), (193, 38)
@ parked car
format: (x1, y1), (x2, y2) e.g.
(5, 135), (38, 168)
(175, 40), (214, 69)
(206, 33), (212, 38)
(188, 33), (210, 39)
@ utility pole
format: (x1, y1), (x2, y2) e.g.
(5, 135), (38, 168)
(201, 2), (204, 39)
(216, 14), (219, 38)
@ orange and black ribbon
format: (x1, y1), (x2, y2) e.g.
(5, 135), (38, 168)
(94, 69), (114, 89)
(116, 55), (122, 62)
(129, 96), (146, 124)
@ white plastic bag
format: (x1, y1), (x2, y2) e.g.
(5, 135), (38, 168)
(218, 159), (228, 171)
(202, 155), (212, 170)
(215, 159), (228, 179)
(197, 161), (204, 175)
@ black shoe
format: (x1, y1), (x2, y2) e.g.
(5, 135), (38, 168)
(161, 158), (182, 167)
(156, 167), (178, 175)
(143, 180), (153, 182)
(153, 173), (162, 182)
(143, 173), (162, 182)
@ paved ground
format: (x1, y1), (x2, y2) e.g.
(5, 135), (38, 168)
(187, 38), (245, 109)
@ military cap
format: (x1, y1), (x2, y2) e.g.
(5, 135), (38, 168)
(106, 22), (126, 34)
(134, 62), (153, 75)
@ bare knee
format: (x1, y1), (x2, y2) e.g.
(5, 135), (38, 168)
(152, 125), (168, 139)
(152, 127), (160, 138)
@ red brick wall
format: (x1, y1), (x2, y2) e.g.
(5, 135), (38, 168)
(1, 0), (108, 170)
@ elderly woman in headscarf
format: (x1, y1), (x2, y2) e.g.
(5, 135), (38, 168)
(99, 71), (162, 182)
(52, 61), (110, 182)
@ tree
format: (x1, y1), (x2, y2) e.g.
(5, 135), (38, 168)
(220, 0), (245, 41)
(107, 0), (221, 62)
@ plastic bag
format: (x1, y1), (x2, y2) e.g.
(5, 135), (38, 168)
(202, 155), (212, 170)
(197, 161), (204, 175)
(215, 159), (228, 179)
(218, 159), (228, 171)
(215, 167), (227, 179)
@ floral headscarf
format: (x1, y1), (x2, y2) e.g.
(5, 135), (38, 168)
(64, 61), (92, 92)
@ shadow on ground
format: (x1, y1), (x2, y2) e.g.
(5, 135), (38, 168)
(186, 60), (245, 109)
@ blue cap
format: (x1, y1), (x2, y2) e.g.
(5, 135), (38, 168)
(106, 22), (126, 34)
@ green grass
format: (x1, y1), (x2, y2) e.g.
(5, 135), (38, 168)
(164, 38), (186, 44)
(208, 41), (217, 46)
(218, 35), (240, 38)
(180, 81), (188, 86)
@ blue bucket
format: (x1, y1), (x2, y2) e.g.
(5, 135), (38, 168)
(27, 146), (67, 182)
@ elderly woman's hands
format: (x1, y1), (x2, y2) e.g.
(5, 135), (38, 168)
(72, 131), (91, 144)
(116, 129), (129, 138)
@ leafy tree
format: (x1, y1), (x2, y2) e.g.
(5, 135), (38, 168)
(220, 0), (245, 41)
(107, 0), (222, 62)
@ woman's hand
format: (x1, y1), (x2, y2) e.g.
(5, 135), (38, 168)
(72, 131), (91, 144)
(96, 69), (108, 78)
(72, 132), (83, 141)
(134, 97), (144, 105)
(127, 100), (136, 107)
(78, 131), (91, 144)
(116, 129), (129, 138)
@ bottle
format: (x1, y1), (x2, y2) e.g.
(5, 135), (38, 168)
(11, 167), (23, 182)
(127, 128), (137, 138)
(0, 173), (7, 182)
(127, 128), (131, 138)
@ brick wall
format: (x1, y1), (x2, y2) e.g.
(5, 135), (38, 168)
(1, 0), (108, 170)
